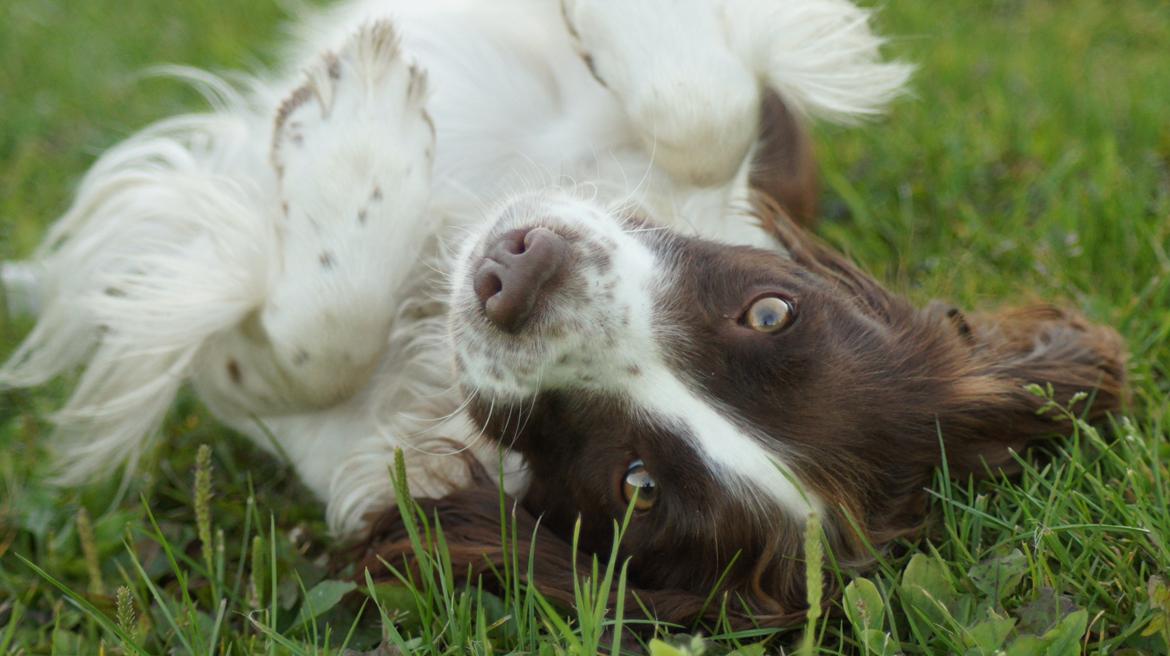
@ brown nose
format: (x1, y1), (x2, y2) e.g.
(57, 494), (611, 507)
(473, 227), (568, 332)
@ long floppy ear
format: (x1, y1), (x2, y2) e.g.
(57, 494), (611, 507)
(754, 194), (1127, 469)
(356, 478), (802, 631)
(931, 303), (1127, 476)
(749, 91), (819, 228)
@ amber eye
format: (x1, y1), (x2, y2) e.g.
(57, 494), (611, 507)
(743, 296), (795, 333)
(621, 459), (658, 511)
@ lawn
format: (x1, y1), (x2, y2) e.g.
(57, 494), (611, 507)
(1, 0), (1168, 653)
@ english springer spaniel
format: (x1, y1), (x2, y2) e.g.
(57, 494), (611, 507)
(0, 0), (1124, 627)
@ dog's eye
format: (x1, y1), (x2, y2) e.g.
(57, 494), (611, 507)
(622, 459), (657, 511)
(743, 296), (794, 333)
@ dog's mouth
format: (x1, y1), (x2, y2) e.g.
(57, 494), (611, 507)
(448, 192), (666, 402)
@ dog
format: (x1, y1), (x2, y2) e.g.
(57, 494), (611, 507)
(1, 0), (1124, 627)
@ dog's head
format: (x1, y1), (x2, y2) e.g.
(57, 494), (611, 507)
(366, 190), (1125, 626)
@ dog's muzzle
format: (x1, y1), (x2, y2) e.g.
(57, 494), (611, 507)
(450, 194), (665, 400)
(472, 227), (569, 333)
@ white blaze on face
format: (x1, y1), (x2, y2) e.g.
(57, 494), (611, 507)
(609, 232), (820, 518)
(626, 364), (821, 517)
(455, 192), (821, 519)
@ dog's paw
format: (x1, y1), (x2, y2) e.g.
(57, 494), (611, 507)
(272, 20), (432, 182)
(259, 21), (437, 408)
(561, 0), (760, 186)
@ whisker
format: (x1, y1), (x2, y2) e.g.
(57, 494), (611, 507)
(397, 387), (477, 424)
(398, 386), (484, 456)
(621, 225), (670, 234)
(510, 373), (542, 447)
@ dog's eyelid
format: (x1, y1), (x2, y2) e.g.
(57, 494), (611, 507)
(743, 289), (798, 307)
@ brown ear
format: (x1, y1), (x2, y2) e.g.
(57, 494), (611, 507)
(934, 303), (1127, 476)
(749, 92), (819, 228)
(357, 480), (802, 632)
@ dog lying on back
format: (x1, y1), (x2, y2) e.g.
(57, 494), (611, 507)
(1, 0), (1123, 627)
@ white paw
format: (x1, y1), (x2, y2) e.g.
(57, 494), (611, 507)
(259, 20), (437, 408)
(562, 0), (760, 186)
(273, 20), (432, 185)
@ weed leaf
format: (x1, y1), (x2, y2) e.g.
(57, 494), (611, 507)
(968, 549), (1028, 603)
(296, 579), (357, 624)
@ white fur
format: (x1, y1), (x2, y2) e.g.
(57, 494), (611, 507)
(1, 261), (43, 317)
(1, 0), (908, 537)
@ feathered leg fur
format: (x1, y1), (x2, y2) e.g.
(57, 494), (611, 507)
(0, 110), (273, 483)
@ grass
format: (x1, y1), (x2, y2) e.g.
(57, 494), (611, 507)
(1, 0), (1168, 653)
